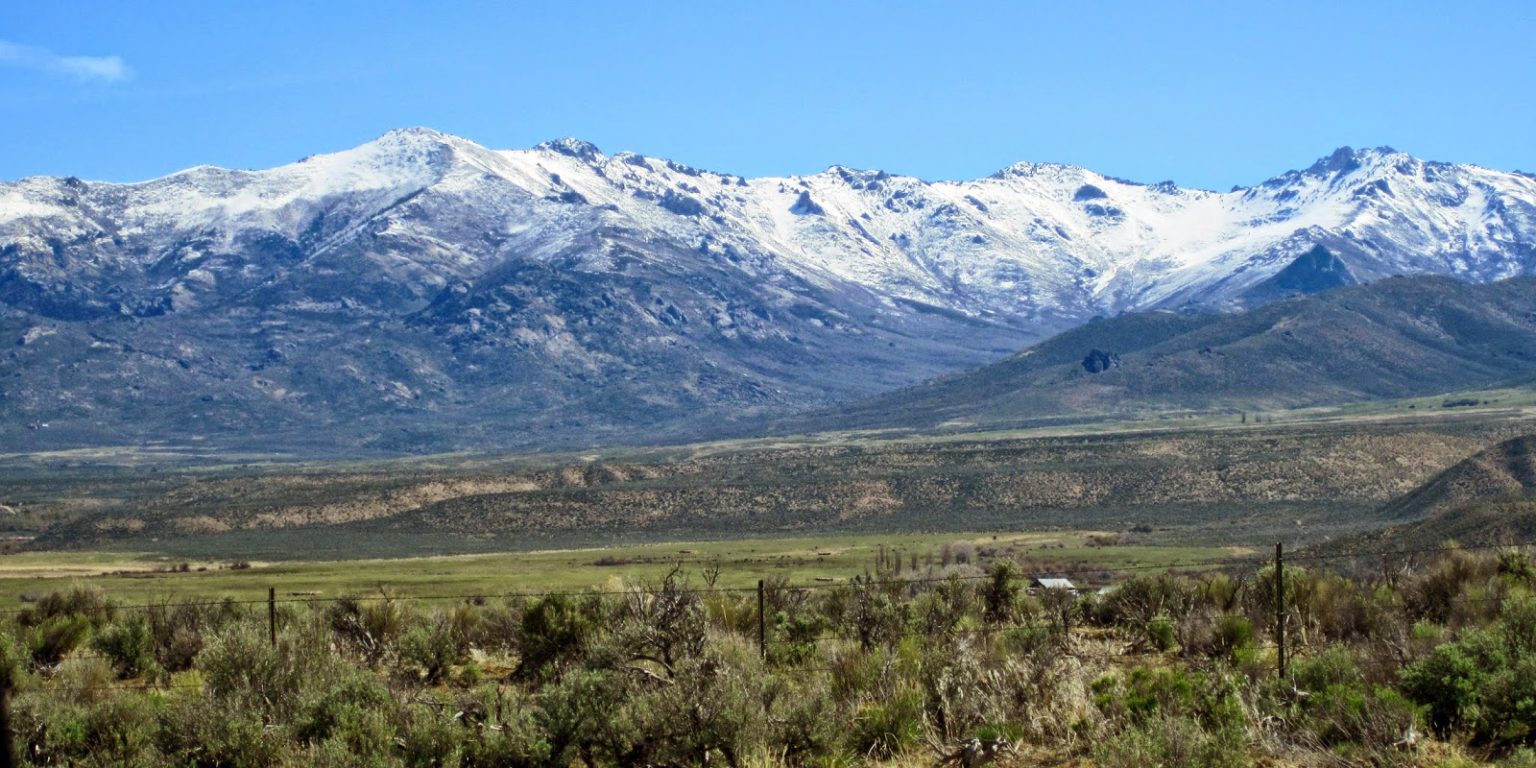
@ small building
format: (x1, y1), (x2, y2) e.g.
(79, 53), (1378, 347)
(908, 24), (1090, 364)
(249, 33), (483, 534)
(1031, 577), (1077, 593)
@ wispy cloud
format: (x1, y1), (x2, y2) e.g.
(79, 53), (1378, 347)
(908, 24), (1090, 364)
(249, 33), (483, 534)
(0, 40), (131, 83)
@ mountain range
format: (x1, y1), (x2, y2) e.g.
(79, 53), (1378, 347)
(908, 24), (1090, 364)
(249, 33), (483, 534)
(3, 129), (1535, 454)
(789, 275), (1536, 433)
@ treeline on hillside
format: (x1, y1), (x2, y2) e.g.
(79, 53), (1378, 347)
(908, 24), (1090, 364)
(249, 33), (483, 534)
(7, 548), (1536, 766)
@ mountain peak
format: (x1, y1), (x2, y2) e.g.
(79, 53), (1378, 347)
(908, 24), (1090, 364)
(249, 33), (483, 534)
(1241, 244), (1358, 303)
(361, 126), (471, 154)
(989, 160), (1092, 182)
(379, 126), (449, 140)
(536, 137), (604, 163)
(1304, 145), (1403, 177)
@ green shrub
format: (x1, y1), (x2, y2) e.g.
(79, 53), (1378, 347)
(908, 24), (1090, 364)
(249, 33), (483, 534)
(457, 684), (553, 768)
(1500, 551), (1536, 585)
(1295, 646), (1363, 693)
(1290, 647), (1420, 753)
(1406, 547), (1495, 625)
(1096, 665), (1244, 736)
(767, 678), (844, 766)
(298, 670), (397, 760)
(982, 561), (1019, 624)
(843, 576), (904, 650)
(470, 599), (524, 655)
(458, 660), (484, 687)
(1000, 622), (1057, 659)
(1210, 615), (1255, 663)
(200, 623), (333, 719)
(156, 693), (289, 767)
(92, 615), (158, 679)
(1099, 574), (1191, 630)
(1501, 748), (1536, 768)
(13, 689), (164, 767)
(1399, 629), (1495, 739)
(828, 648), (884, 703)
(848, 687), (923, 759)
(1305, 682), (1420, 755)
(12, 693), (91, 764)
(401, 706), (465, 767)
(156, 625), (204, 673)
(28, 614), (91, 667)
(0, 631), (22, 689)
(1480, 652), (1536, 747)
(1503, 592), (1536, 655)
(20, 586), (113, 628)
(530, 669), (608, 763)
(1397, 617), (1536, 749)
(622, 652), (760, 767)
(50, 655), (117, 706)
(1147, 615), (1178, 652)
(769, 609), (828, 666)
(517, 593), (594, 681)
(1092, 714), (1246, 768)
(83, 693), (163, 766)
(1120, 667), (1197, 721)
(401, 622), (462, 684)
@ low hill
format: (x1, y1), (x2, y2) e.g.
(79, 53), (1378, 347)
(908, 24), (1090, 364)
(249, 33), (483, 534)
(1371, 497), (1536, 551)
(23, 415), (1531, 557)
(1328, 435), (1536, 551)
(1379, 435), (1536, 520)
(791, 275), (1536, 433)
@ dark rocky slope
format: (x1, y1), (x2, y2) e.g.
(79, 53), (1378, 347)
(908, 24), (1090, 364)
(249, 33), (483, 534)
(794, 276), (1536, 434)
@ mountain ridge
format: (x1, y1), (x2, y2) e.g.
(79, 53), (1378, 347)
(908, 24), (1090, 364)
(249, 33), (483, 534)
(787, 275), (1536, 435)
(4, 130), (1536, 454)
(8, 129), (1534, 323)
(10, 130), (1423, 190)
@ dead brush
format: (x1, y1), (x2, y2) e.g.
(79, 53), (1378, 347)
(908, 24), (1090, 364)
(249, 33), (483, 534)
(928, 734), (1015, 767)
(325, 588), (410, 666)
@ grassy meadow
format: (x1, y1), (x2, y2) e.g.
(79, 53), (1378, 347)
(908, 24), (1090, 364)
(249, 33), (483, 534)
(0, 531), (1241, 608)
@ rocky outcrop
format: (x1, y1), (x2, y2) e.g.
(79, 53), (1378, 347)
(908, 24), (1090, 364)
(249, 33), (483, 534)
(1082, 349), (1120, 373)
(789, 190), (824, 215)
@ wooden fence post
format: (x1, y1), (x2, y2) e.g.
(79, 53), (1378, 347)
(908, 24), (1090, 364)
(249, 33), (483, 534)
(758, 579), (766, 660)
(1275, 542), (1286, 680)
(269, 586), (277, 647)
(0, 681), (14, 768)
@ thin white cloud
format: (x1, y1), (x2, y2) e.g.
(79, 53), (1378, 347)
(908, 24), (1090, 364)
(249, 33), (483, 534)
(0, 40), (130, 83)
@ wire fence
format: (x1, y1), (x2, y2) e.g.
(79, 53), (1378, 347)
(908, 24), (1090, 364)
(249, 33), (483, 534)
(7, 537), (1529, 619)
(13, 537), (1536, 696)
(0, 552), (1258, 618)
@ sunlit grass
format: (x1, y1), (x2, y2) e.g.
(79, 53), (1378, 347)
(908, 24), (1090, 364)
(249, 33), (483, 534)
(0, 530), (1238, 608)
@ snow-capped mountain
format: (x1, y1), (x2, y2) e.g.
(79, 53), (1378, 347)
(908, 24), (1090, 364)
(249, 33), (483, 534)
(2, 129), (1534, 454)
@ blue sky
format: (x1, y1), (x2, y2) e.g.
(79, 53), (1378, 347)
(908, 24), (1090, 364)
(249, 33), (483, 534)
(2, 1), (1533, 189)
